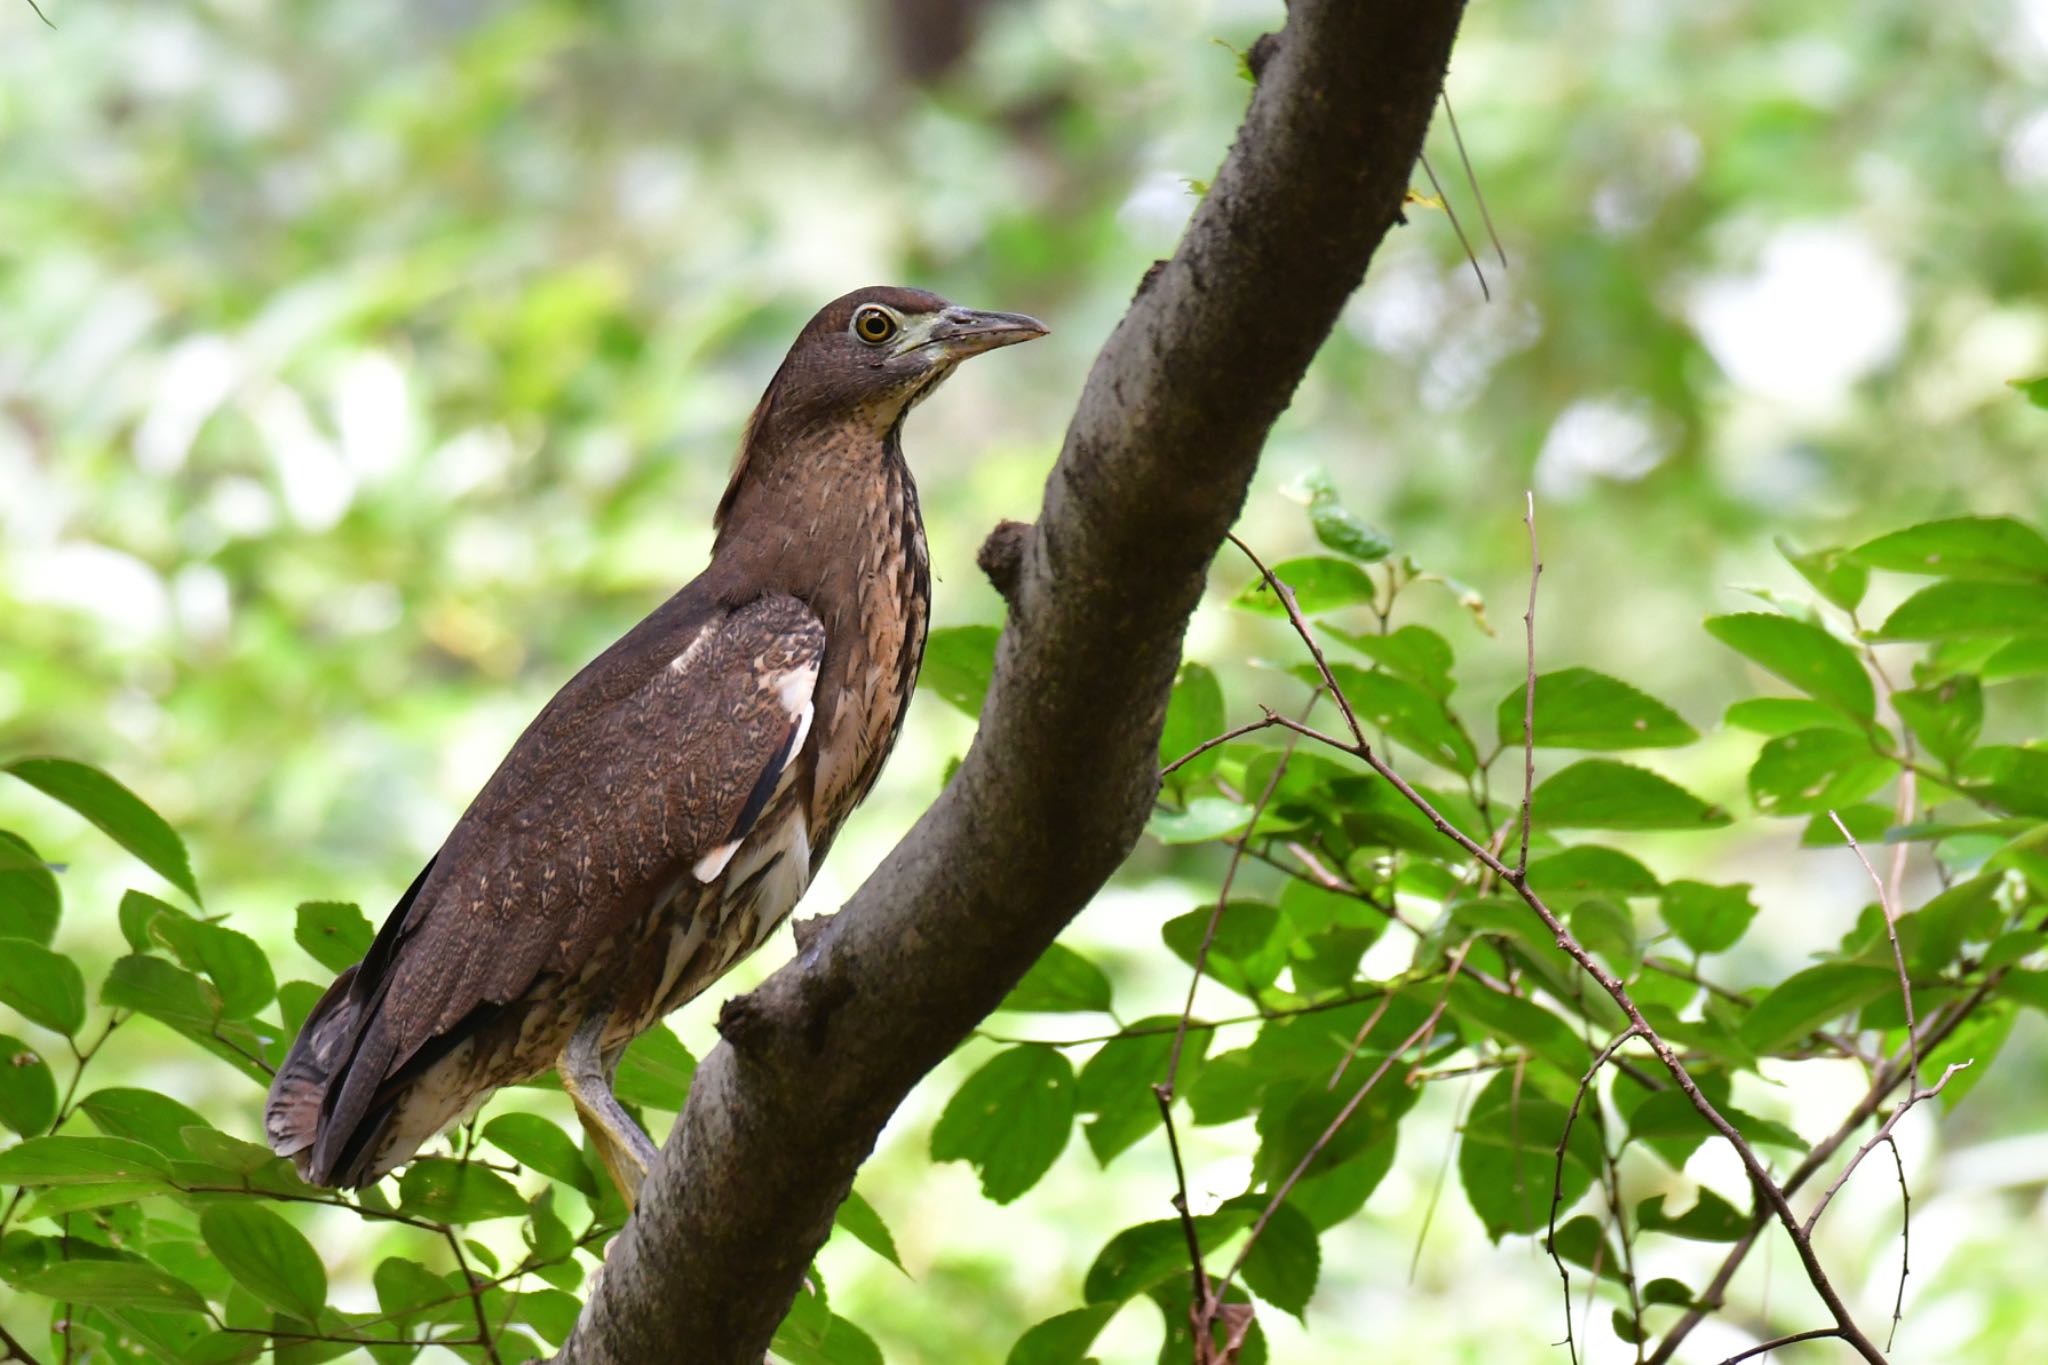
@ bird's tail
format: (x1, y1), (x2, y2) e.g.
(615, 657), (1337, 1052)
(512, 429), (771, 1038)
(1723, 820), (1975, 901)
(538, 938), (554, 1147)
(264, 967), (362, 1178)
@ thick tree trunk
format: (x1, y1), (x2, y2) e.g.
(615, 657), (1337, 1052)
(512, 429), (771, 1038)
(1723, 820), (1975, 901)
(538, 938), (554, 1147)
(555, 3), (1468, 1359)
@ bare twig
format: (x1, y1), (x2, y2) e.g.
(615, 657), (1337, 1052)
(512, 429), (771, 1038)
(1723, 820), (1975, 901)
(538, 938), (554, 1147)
(1229, 536), (1368, 748)
(1418, 151), (1490, 300)
(1649, 983), (1996, 1364)
(1803, 1062), (1967, 1236)
(1827, 809), (1919, 1088)
(0, 1322), (47, 1365)
(443, 1224), (507, 1365)
(1545, 1025), (1640, 1365)
(1515, 490), (1541, 880)
(1880, 1135), (1910, 1350)
(1162, 716), (1285, 777)
(1718, 1328), (1843, 1364)
(1440, 91), (1506, 269)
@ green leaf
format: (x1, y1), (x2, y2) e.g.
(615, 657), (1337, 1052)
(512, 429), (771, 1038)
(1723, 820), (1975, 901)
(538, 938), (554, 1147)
(483, 1113), (596, 1197)
(2014, 377), (2048, 408)
(118, 889), (188, 953)
(17, 1260), (208, 1314)
(1458, 1070), (1602, 1240)
(1525, 845), (1660, 901)
(77, 1088), (209, 1158)
(833, 1189), (905, 1273)
(919, 624), (1001, 717)
(1315, 665), (1475, 772)
(98, 955), (272, 1085)
(613, 1023), (696, 1110)
(1006, 1304), (1118, 1365)
(999, 942), (1114, 1014)
(1158, 662), (1226, 781)
(1146, 796), (1252, 845)
(1239, 1199), (1319, 1319)
(1876, 581), (2048, 640)
(1626, 1090), (1805, 1154)
(929, 1047), (1075, 1204)
(0, 1134), (173, 1184)
(1325, 624), (1455, 698)
(1083, 1210), (1252, 1303)
(516, 1288), (585, 1347)
(1496, 668), (1697, 750)
(1161, 902), (1286, 999)
(1299, 473), (1393, 563)
(1800, 803), (1892, 848)
(1722, 697), (1866, 736)
(1958, 746), (2048, 817)
(150, 917), (276, 1019)
(1571, 897), (1640, 976)
(1256, 1072), (1417, 1188)
(1531, 760), (1730, 831)
(4, 758), (202, 906)
(1704, 613), (1874, 720)
(1850, 516), (2048, 582)
(1893, 675), (1983, 766)
(1549, 1214), (1628, 1285)
(1777, 539), (1868, 611)
(396, 1158), (529, 1221)
(1448, 980), (1590, 1075)
(1985, 636), (2048, 681)
(1740, 963), (1900, 1052)
(1660, 881), (1759, 956)
(1232, 557), (1376, 617)
(1747, 728), (1897, 817)
(1636, 1188), (1747, 1241)
(0, 937), (87, 1035)
(772, 1285), (885, 1365)
(0, 830), (60, 945)
(0, 1033), (57, 1134)
(200, 1203), (328, 1322)
(1077, 1017), (1202, 1165)
(1643, 1277), (1698, 1308)
(293, 902), (374, 974)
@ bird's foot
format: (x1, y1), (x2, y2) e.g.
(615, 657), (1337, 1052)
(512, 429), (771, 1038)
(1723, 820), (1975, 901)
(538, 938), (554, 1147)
(558, 1011), (660, 1210)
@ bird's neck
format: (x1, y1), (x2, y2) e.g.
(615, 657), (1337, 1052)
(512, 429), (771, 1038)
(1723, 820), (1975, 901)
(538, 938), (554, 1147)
(709, 410), (931, 641)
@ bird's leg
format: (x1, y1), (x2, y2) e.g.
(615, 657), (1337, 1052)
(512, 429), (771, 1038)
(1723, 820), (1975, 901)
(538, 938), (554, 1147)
(557, 1009), (660, 1210)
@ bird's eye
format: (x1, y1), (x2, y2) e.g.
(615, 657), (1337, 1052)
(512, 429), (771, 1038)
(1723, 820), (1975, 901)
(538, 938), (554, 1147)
(852, 306), (899, 345)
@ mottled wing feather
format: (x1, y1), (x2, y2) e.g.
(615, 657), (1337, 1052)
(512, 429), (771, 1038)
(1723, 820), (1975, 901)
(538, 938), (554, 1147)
(307, 590), (824, 1173)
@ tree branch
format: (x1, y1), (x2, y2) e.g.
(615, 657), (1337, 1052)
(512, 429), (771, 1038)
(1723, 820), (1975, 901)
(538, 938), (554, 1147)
(552, 4), (1469, 1360)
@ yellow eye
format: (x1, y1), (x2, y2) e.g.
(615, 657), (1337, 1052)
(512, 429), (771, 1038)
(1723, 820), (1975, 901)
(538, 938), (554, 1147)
(853, 306), (899, 345)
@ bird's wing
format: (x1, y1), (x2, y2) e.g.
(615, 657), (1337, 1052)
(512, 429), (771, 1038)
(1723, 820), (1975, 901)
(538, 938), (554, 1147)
(302, 590), (823, 1171)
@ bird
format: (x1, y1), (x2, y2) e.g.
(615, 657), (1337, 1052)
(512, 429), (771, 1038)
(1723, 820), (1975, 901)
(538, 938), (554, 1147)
(265, 286), (1046, 1204)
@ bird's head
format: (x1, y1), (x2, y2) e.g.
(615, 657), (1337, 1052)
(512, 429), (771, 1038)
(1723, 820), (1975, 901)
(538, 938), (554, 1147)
(759, 285), (1049, 436)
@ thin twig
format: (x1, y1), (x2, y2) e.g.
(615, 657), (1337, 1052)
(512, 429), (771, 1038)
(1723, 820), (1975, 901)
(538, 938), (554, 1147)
(1228, 535), (1367, 749)
(1162, 716), (1285, 777)
(1418, 151), (1490, 300)
(1440, 91), (1507, 268)
(1515, 491), (1541, 880)
(1408, 1071), (1478, 1284)
(1803, 1063), (1967, 1236)
(0, 1322), (47, 1365)
(1828, 809), (1919, 1088)
(1717, 1328), (1843, 1364)
(1649, 984), (1996, 1364)
(1545, 1025), (1640, 1365)
(442, 1224), (506, 1365)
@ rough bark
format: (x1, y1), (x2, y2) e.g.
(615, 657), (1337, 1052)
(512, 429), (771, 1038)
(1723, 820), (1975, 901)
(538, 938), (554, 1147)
(555, 3), (1468, 1359)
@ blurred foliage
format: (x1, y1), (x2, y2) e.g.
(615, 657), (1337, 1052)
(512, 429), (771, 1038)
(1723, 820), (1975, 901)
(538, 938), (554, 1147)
(1, 0), (2045, 1360)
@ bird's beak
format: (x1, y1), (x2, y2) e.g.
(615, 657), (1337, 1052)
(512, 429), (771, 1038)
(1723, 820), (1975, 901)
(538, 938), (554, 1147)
(924, 308), (1050, 359)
